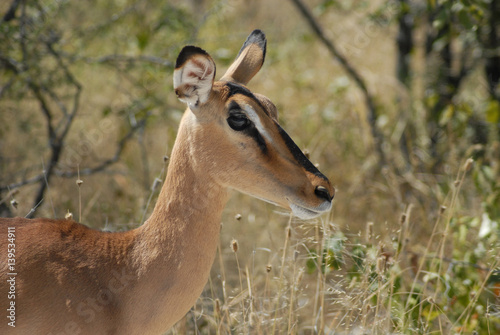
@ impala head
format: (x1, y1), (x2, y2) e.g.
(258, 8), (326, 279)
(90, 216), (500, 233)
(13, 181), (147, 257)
(173, 30), (334, 219)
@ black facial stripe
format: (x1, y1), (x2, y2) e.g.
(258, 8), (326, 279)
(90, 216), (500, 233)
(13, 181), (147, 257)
(276, 123), (328, 180)
(226, 81), (253, 98)
(226, 99), (268, 155)
(225, 83), (323, 175)
(225, 82), (270, 117)
(245, 125), (268, 155)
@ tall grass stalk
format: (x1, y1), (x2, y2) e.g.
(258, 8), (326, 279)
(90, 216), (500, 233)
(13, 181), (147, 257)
(430, 159), (473, 304)
(312, 218), (327, 333)
(76, 166), (82, 222)
(455, 257), (499, 334)
(231, 239), (248, 333)
(216, 240), (231, 331)
(271, 214), (293, 335)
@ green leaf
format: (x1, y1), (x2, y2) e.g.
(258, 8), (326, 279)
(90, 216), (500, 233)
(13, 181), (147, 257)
(102, 106), (111, 117)
(351, 245), (365, 269)
(136, 30), (150, 51)
(439, 104), (454, 126)
(306, 250), (319, 274)
(485, 100), (500, 124)
(458, 8), (474, 30)
(324, 248), (342, 271)
(422, 308), (442, 322)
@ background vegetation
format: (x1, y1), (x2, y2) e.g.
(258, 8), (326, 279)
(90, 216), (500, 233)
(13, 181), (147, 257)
(1, 0), (499, 333)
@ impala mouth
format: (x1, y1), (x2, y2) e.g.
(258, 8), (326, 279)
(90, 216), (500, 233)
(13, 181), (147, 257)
(237, 190), (331, 220)
(288, 200), (332, 220)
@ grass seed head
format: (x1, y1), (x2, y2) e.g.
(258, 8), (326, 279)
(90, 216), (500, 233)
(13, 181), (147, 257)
(214, 298), (221, 317)
(249, 312), (256, 327)
(76, 179), (83, 187)
(266, 264), (272, 273)
(65, 211), (73, 220)
(464, 158), (474, 172)
(10, 199), (18, 209)
(151, 177), (162, 192)
(376, 256), (385, 275)
(235, 213), (242, 221)
(231, 239), (238, 253)
(296, 268), (304, 283)
(366, 221), (374, 242)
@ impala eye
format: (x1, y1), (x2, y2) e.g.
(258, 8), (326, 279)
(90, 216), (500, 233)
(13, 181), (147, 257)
(227, 113), (251, 131)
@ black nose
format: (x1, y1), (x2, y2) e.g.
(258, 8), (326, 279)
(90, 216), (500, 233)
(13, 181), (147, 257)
(315, 186), (333, 202)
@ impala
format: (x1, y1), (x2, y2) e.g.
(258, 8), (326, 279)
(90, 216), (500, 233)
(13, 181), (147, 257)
(0, 30), (334, 334)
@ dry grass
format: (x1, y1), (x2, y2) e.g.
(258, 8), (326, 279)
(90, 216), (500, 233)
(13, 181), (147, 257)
(1, 0), (499, 334)
(167, 157), (498, 334)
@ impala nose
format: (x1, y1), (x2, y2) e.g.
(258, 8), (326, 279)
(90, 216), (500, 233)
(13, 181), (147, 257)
(315, 185), (334, 202)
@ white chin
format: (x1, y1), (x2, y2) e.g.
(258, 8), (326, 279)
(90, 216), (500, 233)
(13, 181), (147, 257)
(289, 203), (323, 220)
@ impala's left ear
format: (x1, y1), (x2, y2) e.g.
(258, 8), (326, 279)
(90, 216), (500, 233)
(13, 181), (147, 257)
(173, 46), (216, 109)
(221, 29), (267, 85)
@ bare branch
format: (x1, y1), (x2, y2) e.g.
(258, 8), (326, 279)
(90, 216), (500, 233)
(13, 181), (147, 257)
(0, 175), (44, 192)
(28, 81), (57, 141)
(41, 86), (68, 115)
(0, 55), (19, 99)
(56, 115), (149, 178)
(0, 78), (15, 99)
(2, 0), (22, 22)
(28, 130), (62, 217)
(0, 115), (149, 191)
(45, 41), (82, 140)
(396, 0), (414, 88)
(0, 55), (21, 74)
(22, 37), (83, 215)
(0, 189), (19, 206)
(289, 0), (386, 164)
(79, 54), (173, 68)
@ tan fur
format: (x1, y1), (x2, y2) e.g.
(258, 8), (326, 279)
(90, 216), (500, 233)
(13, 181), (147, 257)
(0, 31), (333, 334)
(220, 43), (264, 84)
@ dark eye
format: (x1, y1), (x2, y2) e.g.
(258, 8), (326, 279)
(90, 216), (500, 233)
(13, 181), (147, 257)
(227, 113), (251, 131)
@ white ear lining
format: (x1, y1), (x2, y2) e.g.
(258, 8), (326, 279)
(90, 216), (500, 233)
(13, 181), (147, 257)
(173, 55), (215, 108)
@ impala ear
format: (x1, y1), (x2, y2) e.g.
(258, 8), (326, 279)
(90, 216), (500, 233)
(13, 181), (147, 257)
(173, 46), (216, 109)
(221, 29), (266, 85)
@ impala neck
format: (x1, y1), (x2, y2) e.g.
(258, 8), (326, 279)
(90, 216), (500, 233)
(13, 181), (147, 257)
(136, 113), (228, 273)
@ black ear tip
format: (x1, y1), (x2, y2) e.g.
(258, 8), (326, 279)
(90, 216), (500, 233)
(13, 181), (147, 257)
(175, 46), (209, 69)
(250, 29), (266, 40)
(236, 30), (267, 60)
(246, 29), (267, 51)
